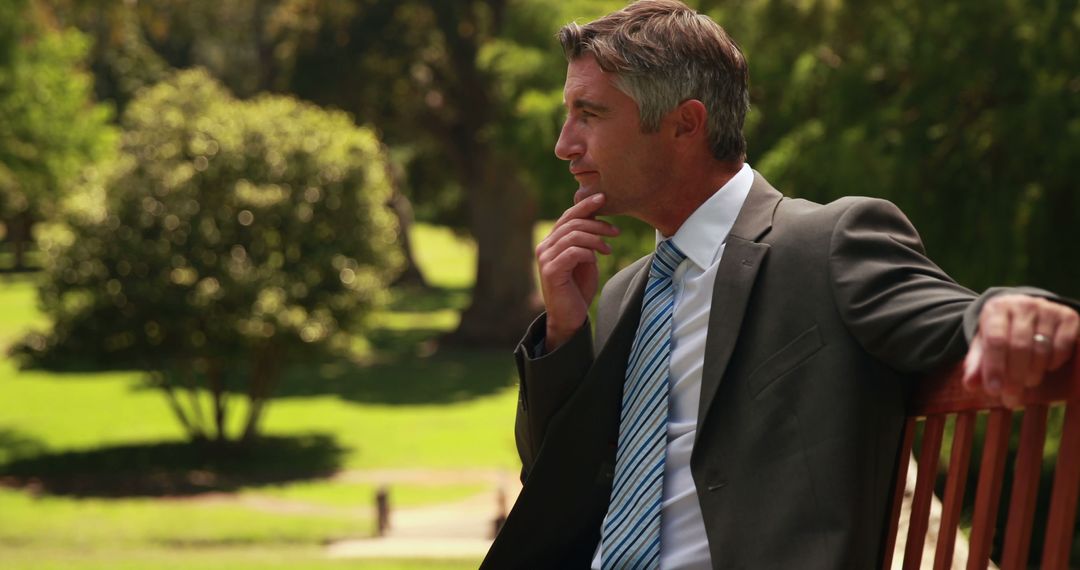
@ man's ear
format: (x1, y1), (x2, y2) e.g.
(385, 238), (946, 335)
(673, 99), (708, 139)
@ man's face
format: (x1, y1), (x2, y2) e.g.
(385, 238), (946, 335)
(555, 55), (668, 217)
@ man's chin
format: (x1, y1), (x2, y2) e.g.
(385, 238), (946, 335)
(573, 188), (617, 215)
(573, 188), (594, 205)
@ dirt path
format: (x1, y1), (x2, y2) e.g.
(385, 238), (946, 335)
(321, 468), (520, 560)
(177, 467), (519, 560)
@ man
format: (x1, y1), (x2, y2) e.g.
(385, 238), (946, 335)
(481, 1), (1080, 568)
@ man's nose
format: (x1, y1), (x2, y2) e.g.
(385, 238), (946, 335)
(554, 119), (582, 162)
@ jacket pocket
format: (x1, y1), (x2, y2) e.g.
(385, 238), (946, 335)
(747, 324), (824, 399)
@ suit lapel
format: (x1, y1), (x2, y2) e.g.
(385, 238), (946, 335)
(595, 256), (651, 352)
(697, 172), (782, 432)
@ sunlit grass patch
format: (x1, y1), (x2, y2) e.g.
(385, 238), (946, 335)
(409, 224), (476, 289)
(0, 487), (366, 548)
(0, 544), (480, 570)
(245, 480), (488, 509)
(0, 222), (521, 569)
(0, 274), (47, 349)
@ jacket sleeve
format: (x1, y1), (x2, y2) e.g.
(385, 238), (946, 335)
(513, 313), (594, 483)
(827, 198), (1076, 373)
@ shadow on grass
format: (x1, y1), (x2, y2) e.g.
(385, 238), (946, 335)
(0, 428), (48, 464)
(275, 284), (517, 403)
(0, 267), (39, 275)
(0, 432), (346, 498)
(272, 343), (517, 405)
(13, 283), (520, 404)
(384, 284), (471, 313)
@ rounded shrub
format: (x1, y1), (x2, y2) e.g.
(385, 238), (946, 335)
(19, 69), (401, 442)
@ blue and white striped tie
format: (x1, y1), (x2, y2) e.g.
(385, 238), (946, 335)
(601, 239), (686, 570)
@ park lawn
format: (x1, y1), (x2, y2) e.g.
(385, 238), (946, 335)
(245, 479), (488, 509)
(0, 274), (48, 348)
(0, 223), (513, 569)
(0, 486), (364, 547)
(0, 544), (476, 570)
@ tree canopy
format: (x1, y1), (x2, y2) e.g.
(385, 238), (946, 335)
(0, 0), (115, 268)
(15, 0), (1080, 335)
(18, 69), (401, 442)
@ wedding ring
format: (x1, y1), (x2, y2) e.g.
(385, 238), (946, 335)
(1033, 333), (1050, 346)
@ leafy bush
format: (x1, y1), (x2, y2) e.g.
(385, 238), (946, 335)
(0, 0), (116, 269)
(17, 69), (401, 442)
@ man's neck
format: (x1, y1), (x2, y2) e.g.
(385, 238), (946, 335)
(649, 161), (744, 237)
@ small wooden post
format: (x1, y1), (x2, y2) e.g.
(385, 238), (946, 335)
(375, 484), (390, 537)
(492, 484), (508, 538)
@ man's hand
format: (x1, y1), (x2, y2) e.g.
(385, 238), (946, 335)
(962, 294), (1080, 408)
(535, 193), (619, 352)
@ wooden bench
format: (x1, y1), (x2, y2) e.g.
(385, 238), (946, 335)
(884, 356), (1080, 569)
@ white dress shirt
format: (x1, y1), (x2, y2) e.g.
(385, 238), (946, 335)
(592, 163), (753, 569)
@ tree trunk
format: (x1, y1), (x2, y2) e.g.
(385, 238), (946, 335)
(387, 182), (429, 289)
(8, 211), (32, 271)
(241, 342), (280, 443)
(155, 369), (203, 441)
(207, 361), (228, 442)
(180, 362), (208, 437)
(445, 156), (541, 347)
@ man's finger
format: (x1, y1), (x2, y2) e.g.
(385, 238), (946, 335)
(539, 218), (620, 255)
(962, 335), (985, 392)
(1029, 319), (1055, 387)
(979, 307), (1010, 396)
(554, 192), (607, 228)
(1003, 309), (1035, 407)
(540, 246), (597, 287)
(1049, 309), (1079, 370)
(547, 230), (612, 260)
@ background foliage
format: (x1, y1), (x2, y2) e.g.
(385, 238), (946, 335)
(0, 0), (115, 269)
(709, 0), (1080, 298)
(16, 69), (401, 443)
(1, 0), (1078, 567)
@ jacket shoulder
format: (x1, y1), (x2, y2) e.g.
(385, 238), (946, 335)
(769, 195), (911, 243)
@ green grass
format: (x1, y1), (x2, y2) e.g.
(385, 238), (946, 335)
(409, 224), (477, 289)
(0, 273), (48, 347)
(0, 487), (365, 547)
(0, 546), (478, 570)
(247, 480), (488, 509)
(0, 223), (515, 569)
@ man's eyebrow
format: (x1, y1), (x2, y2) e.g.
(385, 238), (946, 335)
(569, 98), (609, 112)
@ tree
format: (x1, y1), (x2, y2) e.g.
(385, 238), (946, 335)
(16, 69), (401, 443)
(283, 0), (638, 345)
(0, 0), (115, 270)
(42, 0), (642, 345)
(704, 0), (1080, 298)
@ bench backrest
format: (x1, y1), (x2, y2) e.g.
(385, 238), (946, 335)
(884, 356), (1080, 570)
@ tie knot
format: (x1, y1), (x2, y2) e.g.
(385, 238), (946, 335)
(651, 239), (686, 280)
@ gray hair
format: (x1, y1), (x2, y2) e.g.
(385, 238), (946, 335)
(558, 0), (750, 162)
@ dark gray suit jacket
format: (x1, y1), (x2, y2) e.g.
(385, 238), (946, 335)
(482, 173), (1050, 569)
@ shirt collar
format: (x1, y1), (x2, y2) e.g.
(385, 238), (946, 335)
(657, 162), (754, 270)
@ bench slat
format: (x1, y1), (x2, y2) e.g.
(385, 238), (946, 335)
(1042, 396), (1080, 570)
(966, 409), (1012, 570)
(884, 418), (917, 570)
(905, 415), (946, 570)
(1000, 404), (1049, 569)
(934, 411), (975, 570)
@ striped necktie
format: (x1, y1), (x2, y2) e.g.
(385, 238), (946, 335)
(601, 238), (686, 569)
